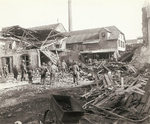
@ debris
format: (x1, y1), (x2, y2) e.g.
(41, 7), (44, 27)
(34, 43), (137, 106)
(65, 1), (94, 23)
(14, 121), (22, 124)
(79, 60), (150, 122)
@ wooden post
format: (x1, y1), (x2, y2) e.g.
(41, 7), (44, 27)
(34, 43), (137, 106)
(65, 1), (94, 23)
(121, 77), (124, 88)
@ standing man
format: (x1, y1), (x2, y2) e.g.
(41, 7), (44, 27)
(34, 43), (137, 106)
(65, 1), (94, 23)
(20, 60), (26, 81)
(72, 61), (80, 85)
(3, 64), (8, 78)
(57, 60), (61, 72)
(27, 62), (33, 84)
(50, 63), (58, 84)
(61, 60), (67, 78)
(40, 62), (47, 85)
(12, 65), (18, 80)
(47, 61), (52, 84)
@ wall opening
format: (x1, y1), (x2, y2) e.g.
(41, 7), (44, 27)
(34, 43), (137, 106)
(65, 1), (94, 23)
(40, 51), (50, 64)
(1, 56), (13, 73)
(21, 54), (30, 67)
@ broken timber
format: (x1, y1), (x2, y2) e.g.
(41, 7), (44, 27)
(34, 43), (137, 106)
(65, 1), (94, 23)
(136, 78), (150, 114)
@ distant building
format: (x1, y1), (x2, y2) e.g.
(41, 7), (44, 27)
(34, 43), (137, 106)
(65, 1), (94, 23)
(126, 37), (143, 51)
(64, 26), (126, 62)
(126, 37), (143, 45)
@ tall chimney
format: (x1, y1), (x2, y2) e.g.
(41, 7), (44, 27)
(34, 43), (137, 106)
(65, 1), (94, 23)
(68, 0), (72, 31)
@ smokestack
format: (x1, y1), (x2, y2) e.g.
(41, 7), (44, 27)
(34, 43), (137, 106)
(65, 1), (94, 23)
(68, 0), (72, 31)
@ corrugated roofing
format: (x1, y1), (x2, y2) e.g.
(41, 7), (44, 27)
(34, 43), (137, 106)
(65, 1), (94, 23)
(64, 26), (123, 44)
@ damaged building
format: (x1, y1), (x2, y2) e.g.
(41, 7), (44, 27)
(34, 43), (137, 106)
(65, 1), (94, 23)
(0, 23), (126, 74)
(0, 23), (67, 73)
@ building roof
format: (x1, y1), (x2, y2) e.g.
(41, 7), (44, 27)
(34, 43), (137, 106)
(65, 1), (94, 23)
(126, 38), (143, 45)
(28, 23), (67, 32)
(64, 26), (124, 44)
(126, 39), (138, 45)
(1, 25), (66, 42)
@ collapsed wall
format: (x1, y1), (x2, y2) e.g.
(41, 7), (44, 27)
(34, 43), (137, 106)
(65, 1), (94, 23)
(131, 46), (150, 70)
(130, 3), (150, 70)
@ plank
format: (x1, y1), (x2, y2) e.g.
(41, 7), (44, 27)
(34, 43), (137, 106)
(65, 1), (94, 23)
(144, 78), (150, 92)
(102, 64), (110, 72)
(139, 92), (150, 114)
(143, 95), (150, 113)
(136, 104), (145, 113)
(108, 72), (114, 85)
(103, 78), (107, 87)
(104, 74), (112, 85)
(124, 94), (133, 108)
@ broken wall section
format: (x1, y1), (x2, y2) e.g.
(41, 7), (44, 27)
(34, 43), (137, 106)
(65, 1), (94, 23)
(131, 46), (150, 70)
(130, 6), (150, 70)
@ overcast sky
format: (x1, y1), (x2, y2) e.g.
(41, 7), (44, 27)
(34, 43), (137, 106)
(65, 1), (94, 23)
(0, 0), (145, 39)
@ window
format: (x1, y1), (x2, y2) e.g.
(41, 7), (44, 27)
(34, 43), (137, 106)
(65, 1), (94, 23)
(66, 44), (73, 50)
(56, 44), (60, 48)
(101, 32), (105, 37)
(118, 40), (121, 47)
(123, 42), (125, 48)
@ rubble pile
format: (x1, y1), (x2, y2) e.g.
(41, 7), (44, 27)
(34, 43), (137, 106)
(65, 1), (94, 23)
(80, 61), (150, 122)
(131, 46), (150, 70)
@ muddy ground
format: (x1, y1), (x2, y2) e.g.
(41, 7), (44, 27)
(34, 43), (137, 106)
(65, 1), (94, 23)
(0, 83), (150, 124)
(0, 83), (91, 124)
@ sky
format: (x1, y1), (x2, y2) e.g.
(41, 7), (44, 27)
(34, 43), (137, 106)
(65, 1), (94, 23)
(0, 0), (146, 40)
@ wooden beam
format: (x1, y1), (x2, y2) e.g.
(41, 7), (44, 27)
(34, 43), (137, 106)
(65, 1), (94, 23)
(6, 31), (40, 49)
(24, 30), (40, 42)
(41, 28), (54, 47)
(92, 105), (150, 123)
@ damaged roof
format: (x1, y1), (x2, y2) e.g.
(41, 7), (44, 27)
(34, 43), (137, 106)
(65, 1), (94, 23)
(64, 26), (124, 44)
(28, 23), (67, 32)
(2, 24), (66, 42)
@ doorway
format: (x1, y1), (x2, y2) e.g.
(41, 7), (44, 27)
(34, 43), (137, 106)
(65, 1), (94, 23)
(1, 57), (13, 73)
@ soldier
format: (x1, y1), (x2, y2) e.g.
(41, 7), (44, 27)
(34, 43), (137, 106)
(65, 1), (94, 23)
(12, 65), (18, 80)
(40, 62), (47, 85)
(50, 63), (58, 84)
(20, 60), (26, 81)
(27, 62), (33, 84)
(3, 64), (8, 78)
(61, 60), (67, 78)
(72, 61), (80, 85)
(57, 60), (61, 72)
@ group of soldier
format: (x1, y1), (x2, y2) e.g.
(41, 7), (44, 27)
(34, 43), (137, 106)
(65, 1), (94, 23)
(10, 59), (80, 85)
(40, 59), (80, 85)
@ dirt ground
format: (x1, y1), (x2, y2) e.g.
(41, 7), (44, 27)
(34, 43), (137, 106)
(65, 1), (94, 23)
(0, 82), (91, 124)
(0, 82), (150, 124)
